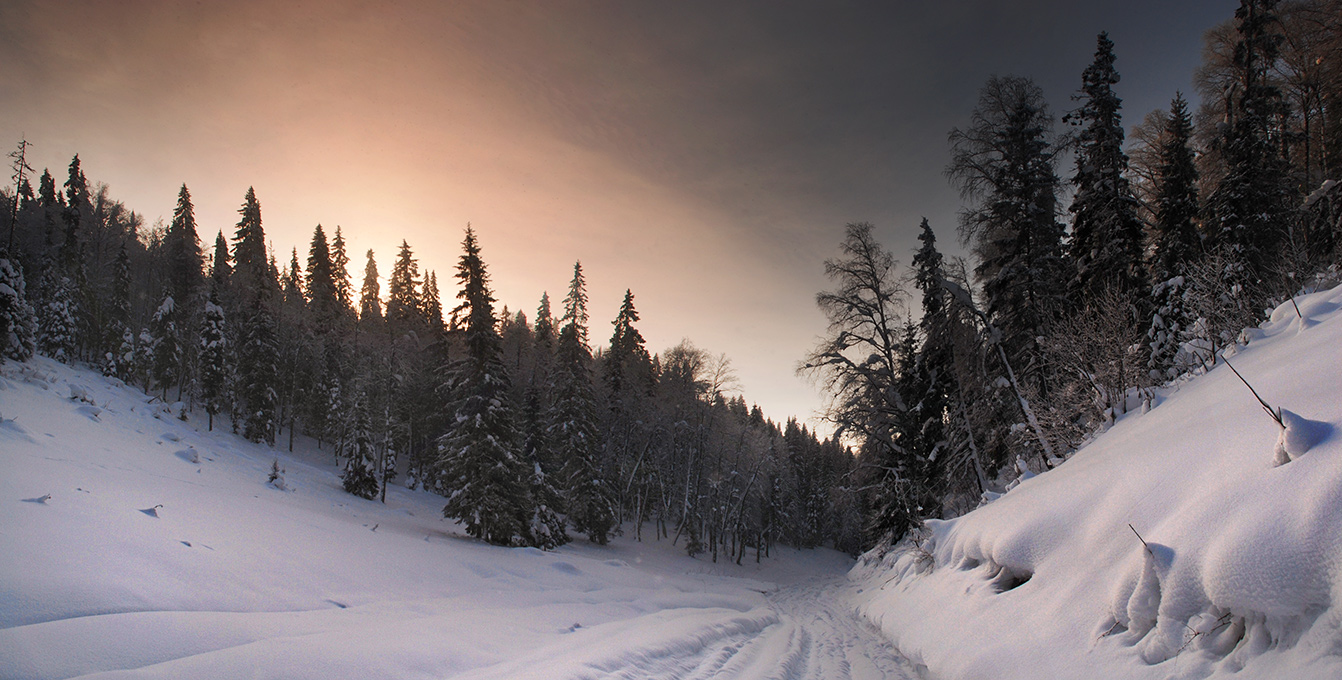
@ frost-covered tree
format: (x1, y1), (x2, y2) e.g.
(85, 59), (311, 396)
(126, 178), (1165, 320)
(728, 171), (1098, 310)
(149, 295), (182, 400)
(434, 227), (532, 546)
(342, 394), (380, 500)
(199, 293), (229, 431)
(39, 275), (77, 362)
(0, 253), (37, 361)
(550, 261), (615, 544)
(1066, 33), (1146, 305)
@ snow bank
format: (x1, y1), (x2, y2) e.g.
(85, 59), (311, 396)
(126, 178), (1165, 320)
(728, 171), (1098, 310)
(852, 283), (1342, 679)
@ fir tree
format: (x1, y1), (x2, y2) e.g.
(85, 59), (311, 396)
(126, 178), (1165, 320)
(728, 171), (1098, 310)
(1066, 33), (1146, 305)
(330, 226), (353, 314)
(434, 227), (532, 546)
(606, 289), (651, 399)
(1150, 93), (1202, 282)
(947, 75), (1068, 397)
(421, 270), (443, 333)
(550, 261), (615, 544)
(229, 189), (280, 444)
(231, 187), (267, 297)
(342, 393), (380, 500)
(164, 184), (204, 306)
(386, 240), (420, 328)
(149, 295), (182, 400)
(199, 293), (229, 431)
(359, 249), (382, 324)
(0, 254), (37, 361)
(305, 224), (338, 327)
(210, 231), (231, 294)
(39, 275), (77, 362)
(61, 155), (88, 272)
(1207, 0), (1292, 280)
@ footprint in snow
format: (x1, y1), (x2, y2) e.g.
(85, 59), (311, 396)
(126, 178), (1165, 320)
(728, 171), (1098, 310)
(140, 505), (163, 518)
(22, 494), (52, 504)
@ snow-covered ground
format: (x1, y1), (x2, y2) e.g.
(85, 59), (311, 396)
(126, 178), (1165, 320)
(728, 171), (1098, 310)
(852, 283), (1342, 680)
(0, 356), (912, 679)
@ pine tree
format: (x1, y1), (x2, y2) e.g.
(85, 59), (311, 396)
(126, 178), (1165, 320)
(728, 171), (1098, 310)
(435, 227), (532, 546)
(305, 224), (339, 327)
(1150, 93), (1202, 282)
(0, 254), (37, 361)
(1207, 0), (1292, 281)
(164, 184), (204, 306)
(947, 75), (1069, 397)
(230, 188), (279, 444)
(149, 295), (182, 400)
(359, 249), (382, 324)
(342, 393), (380, 500)
(550, 261), (615, 544)
(60, 155), (88, 273)
(231, 187), (267, 298)
(421, 270), (443, 333)
(210, 231), (231, 294)
(1066, 33), (1147, 305)
(39, 275), (77, 362)
(606, 289), (652, 399)
(330, 226), (353, 316)
(385, 240), (420, 328)
(199, 293), (229, 431)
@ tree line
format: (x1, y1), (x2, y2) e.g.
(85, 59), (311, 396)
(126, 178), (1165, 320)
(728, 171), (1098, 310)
(805, 0), (1342, 547)
(0, 168), (864, 558)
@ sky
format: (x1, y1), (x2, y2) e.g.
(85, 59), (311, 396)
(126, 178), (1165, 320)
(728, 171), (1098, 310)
(0, 0), (1237, 433)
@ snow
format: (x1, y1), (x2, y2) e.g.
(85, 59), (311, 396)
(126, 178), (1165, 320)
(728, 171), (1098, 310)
(0, 357), (911, 679)
(852, 283), (1342, 679)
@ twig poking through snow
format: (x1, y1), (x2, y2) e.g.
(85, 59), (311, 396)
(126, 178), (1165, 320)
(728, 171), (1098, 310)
(1224, 359), (1284, 427)
(1128, 523), (1153, 557)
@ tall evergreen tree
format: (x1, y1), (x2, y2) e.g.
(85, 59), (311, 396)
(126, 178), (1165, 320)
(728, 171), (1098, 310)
(385, 240), (420, 328)
(148, 295), (181, 400)
(550, 261), (615, 544)
(231, 187), (267, 297)
(1066, 33), (1146, 304)
(359, 249), (382, 324)
(210, 230), (231, 294)
(199, 292), (229, 431)
(421, 270), (443, 333)
(435, 227), (532, 546)
(61, 155), (88, 272)
(342, 393), (380, 500)
(946, 75), (1068, 396)
(0, 254), (37, 361)
(606, 289), (651, 399)
(164, 184), (204, 306)
(1150, 93), (1203, 281)
(229, 188), (279, 444)
(305, 225), (338, 327)
(330, 226), (353, 315)
(1207, 0), (1293, 279)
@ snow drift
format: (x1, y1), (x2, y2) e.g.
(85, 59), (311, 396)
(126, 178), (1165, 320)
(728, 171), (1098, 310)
(852, 283), (1342, 679)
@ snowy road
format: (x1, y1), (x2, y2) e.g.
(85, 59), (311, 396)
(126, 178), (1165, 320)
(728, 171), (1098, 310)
(458, 575), (918, 680)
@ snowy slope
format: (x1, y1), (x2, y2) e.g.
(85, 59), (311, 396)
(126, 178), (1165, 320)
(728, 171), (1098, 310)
(852, 283), (1342, 679)
(0, 356), (911, 679)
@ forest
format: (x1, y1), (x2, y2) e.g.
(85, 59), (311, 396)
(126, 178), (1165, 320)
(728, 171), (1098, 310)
(2, 0), (1341, 556)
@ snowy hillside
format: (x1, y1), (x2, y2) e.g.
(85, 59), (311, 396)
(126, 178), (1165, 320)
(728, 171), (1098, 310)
(852, 283), (1342, 679)
(0, 355), (912, 679)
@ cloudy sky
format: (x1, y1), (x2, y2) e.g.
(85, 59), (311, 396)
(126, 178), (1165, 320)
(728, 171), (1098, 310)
(1, 0), (1235, 430)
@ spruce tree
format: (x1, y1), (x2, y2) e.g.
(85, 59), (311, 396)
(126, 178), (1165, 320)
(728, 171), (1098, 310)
(230, 188), (280, 444)
(1207, 0), (1292, 281)
(305, 225), (338, 327)
(947, 75), (1068, 397)
(421, 271), (443, 333)
(0, 254), (37, 361)
(1066, 33), (1146, 305)
(1150, 93), (1202, 282)
(385, 240), (420, 329)
(210, 231), (231, 294)
(606, 289), (652, 399)
(149, 296), (182, 400)
(60, 156), (88, 273)
(199, 292), (229, 431)
(359, 249), (382, 324)
(164, 184), (204, 307)
(434, 227), (532, 546)
(550, 261), (615, 544)
(330, 226), (353, 315)
(342, 393), (380, 500)
(38, 275), (77, 362)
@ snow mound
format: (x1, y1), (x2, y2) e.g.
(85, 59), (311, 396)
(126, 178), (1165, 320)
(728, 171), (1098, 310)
(853, 283), (1342, 680)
